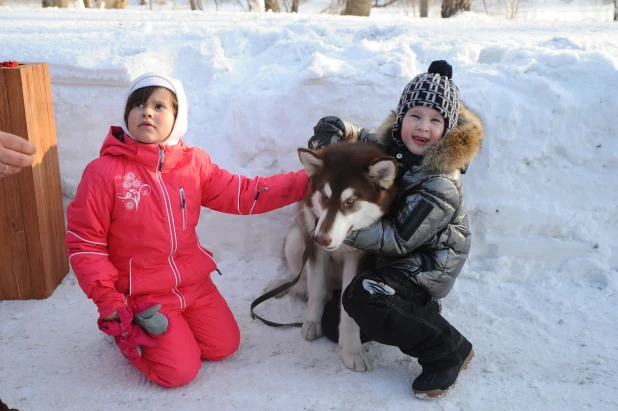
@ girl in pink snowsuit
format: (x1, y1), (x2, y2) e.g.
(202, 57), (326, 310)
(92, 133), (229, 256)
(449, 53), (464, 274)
(66, 72), (308, 387)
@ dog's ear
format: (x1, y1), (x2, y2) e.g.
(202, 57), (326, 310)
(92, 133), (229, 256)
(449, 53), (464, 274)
(368, 157), (397, 189)
(298, 148), (324, 177)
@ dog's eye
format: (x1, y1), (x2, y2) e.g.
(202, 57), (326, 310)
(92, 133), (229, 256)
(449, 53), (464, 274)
(346, 197), (355, 205)
(322, 193), (329, 200)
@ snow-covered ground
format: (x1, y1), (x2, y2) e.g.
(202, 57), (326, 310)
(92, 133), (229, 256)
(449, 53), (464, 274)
(0, 5), (617, 411)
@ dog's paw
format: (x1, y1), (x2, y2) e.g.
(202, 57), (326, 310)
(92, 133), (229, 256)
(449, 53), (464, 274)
(340, 349), (373, 372)
(301, 321), (323, 341)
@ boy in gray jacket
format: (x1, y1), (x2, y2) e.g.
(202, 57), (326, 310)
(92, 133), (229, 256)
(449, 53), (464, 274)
(309, 60), (484, 398)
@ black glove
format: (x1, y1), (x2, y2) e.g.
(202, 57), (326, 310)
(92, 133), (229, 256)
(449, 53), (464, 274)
(308, 116), (347, 150)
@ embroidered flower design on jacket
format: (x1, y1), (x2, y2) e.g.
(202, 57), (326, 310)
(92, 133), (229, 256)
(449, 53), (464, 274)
(117, 171), (151, 211)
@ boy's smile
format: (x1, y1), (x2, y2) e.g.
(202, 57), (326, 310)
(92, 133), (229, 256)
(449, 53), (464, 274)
(412, 135), (430, 146)
(400, 105), (445, 156)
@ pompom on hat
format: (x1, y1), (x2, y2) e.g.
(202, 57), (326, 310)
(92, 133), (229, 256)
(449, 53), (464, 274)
(121, 72), (188, 146)
(392, 60), (460, 147)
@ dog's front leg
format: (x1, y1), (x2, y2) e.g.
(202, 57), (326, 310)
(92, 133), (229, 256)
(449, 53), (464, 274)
(339, 253), (372, 372)
(302, 248), (329, 341)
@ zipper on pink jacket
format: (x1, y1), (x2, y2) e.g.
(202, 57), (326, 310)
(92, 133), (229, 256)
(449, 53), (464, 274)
(157, 147), (186, 308)
(180, 187), (187, 231)
(159, 149), (165, 172)
(254, 187), (268, 200)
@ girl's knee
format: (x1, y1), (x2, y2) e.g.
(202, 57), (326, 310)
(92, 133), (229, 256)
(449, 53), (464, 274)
(211, 337), (240, 360)
(200, 325), (240, 361)
(146, 357), (201, 388)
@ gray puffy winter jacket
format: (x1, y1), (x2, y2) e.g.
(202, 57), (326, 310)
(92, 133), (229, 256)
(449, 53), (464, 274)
(343, 106), (484, 298)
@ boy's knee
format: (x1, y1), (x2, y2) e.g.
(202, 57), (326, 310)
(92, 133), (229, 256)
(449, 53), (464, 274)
(343, 271), (386, 298)
(341, 272), (377, 316)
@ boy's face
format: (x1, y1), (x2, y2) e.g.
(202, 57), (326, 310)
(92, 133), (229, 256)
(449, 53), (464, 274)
(400, 105), (445, 156)
(127, 87), (176, 144)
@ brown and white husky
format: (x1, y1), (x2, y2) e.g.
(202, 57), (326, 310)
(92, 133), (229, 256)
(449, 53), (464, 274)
(268, 141), (398, 372)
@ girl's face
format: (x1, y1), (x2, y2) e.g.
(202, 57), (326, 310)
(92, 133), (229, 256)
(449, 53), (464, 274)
(127, 87), (176, 144)
(400, 105), (445, 156)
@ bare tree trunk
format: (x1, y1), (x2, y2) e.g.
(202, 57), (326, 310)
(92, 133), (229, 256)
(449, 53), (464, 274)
(614, 0), (617, 21)
(249, 0), (264, 11)
(291, 0), (299, 12)
(342, 0), (372, 16)
(83, 0), (92, 7)
(420, 0), (428, 17)
(441, 0), (469, 18)
(510, 0), (518, 18)
(43, 0), (68, 6)
(265, 0), (279, 11)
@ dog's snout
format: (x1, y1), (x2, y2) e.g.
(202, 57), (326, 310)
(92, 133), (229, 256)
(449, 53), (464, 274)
(314, 233), (332, 248)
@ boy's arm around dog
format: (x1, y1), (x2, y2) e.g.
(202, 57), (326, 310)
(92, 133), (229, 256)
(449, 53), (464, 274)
(310, 116), (467, 258)
(308, 116), (376, 149)
(344, 174), (462, 257)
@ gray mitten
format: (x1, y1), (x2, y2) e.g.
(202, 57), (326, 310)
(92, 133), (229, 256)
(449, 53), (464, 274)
(133, 303), (169, 335)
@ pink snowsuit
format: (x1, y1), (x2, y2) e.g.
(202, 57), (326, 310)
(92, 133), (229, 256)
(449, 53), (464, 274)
(66, 126), (308, 387)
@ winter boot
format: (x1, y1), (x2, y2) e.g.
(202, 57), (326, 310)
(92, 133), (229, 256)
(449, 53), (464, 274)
(412, 348), (474, 398)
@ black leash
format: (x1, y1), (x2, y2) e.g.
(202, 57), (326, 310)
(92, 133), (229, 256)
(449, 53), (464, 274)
(250, 244), (313, 328)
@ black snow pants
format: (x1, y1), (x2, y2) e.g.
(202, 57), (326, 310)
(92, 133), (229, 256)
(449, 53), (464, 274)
(321, 266), (472, 372)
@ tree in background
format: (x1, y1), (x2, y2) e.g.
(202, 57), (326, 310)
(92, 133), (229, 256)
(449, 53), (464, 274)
(342, 0), (372, 15)
(265, 0), (279, 11)
(441, 0), (470, 17)
(43, 0), (68, 6)
(79, 0), (128, 7)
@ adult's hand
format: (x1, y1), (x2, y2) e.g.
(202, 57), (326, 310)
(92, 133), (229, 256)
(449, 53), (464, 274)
(0, 130), (37, 178)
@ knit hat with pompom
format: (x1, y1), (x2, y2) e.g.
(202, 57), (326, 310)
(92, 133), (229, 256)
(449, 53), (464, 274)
(392, 60), (460, 146)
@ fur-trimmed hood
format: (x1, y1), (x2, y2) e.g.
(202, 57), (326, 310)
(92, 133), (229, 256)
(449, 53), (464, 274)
(375, 104), (484, 174)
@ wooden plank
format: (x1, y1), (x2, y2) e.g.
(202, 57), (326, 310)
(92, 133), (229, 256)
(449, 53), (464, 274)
(26, 63), (68, 298)
(0, 69), (28, 299)
(0, 170), (31, 300)
(38, 63), (69, 288)
(25, 64), (54, 298)
(15, 65), (48, 298)
(0, 63), (68, 300)
(31, 63), (68, 295)
(0, 69), (32, 299)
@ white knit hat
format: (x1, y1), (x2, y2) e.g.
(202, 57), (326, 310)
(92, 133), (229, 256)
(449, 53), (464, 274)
(121, 72), (188, 146)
